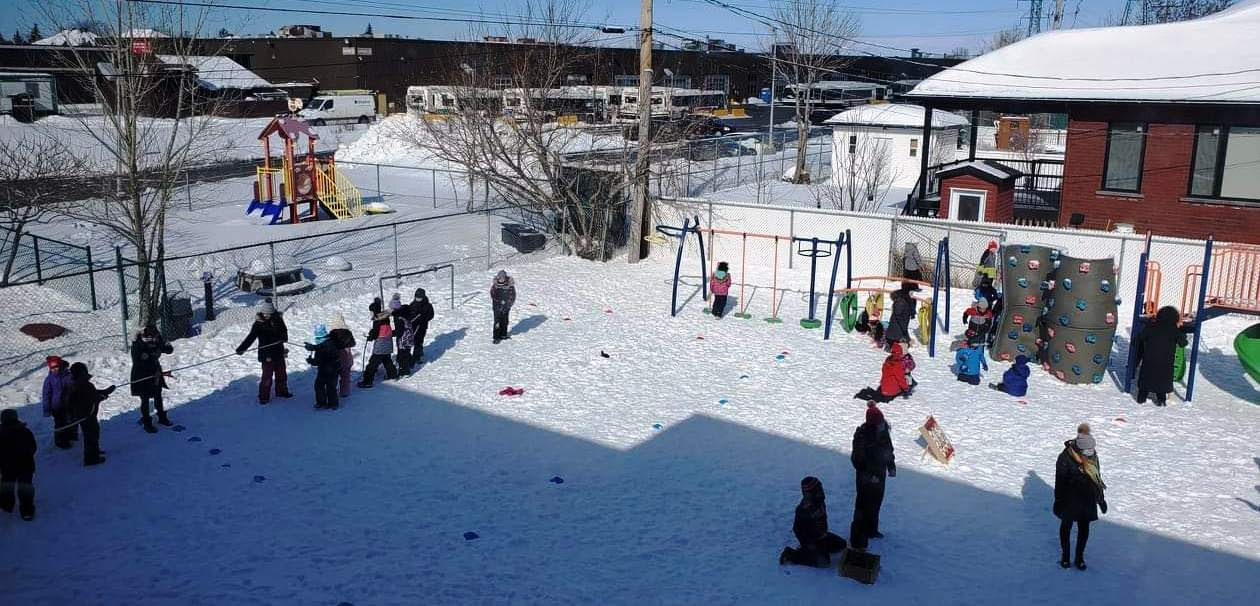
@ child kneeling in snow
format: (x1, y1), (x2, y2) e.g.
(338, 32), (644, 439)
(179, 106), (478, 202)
(954, 338), (988, 385)
(305, 325), (341, 410)
(709, 262), (732, 318)
(990, 354), (1030, 397)
(779, 476), (847, 567)
(853, 342), (911, 402)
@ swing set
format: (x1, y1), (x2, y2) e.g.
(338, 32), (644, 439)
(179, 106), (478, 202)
(830, 238), (952, 357)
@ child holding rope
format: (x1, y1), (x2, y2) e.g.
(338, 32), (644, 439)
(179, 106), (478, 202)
(235, 300), (293, 405)
(709, 262), (732, 319)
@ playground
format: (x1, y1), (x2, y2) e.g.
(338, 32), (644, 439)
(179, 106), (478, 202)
(3, 252), (1258, 605)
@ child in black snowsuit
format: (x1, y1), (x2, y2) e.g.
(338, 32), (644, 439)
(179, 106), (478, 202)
(779, 476), (847, 567)
(0, 408), (38, 521)
(66, 362), (115, 467)
(305, 324), (341, 410)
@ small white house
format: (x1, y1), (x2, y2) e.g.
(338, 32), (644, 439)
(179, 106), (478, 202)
(825, 104), (969, 188)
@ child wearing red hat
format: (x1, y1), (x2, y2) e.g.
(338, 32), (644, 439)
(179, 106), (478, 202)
(40, 356), (75, 449)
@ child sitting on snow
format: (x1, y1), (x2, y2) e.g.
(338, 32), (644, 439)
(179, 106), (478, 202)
(854, 294), (885, 345)
(709, 262), (732, 318)
(901, 342), (919, 392)
(954, 338), (988, 385)
(990, 354), (1030, 396)
(779, 476), (847, 567)
(853, 342), (910, 402)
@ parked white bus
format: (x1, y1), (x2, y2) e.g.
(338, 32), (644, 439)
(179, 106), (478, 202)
(405, 85), (503, 115)
(781, 80), (889, 112)
(617, 87), (725, 120)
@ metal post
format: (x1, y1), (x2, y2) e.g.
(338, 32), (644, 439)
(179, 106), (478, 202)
(845, 229), (853, 290)
(269, 242), (279, 312)
(944, 236), (951, 332)
(448, 265), (455, 310)
(392, 223), (400, 276)
(485, 208), (493, 270)
(186, 170), (192, 211)
(968, 109), (979, 162)
(807, 238), (819, 321)
(918, 105), (933, 203)
(1185, 236), (1214, 402)
(158, 256), (170, 336)
(32, 236), (42, 285)
(736, 145), (742, 184)
(788, 210), (795, 269)
(712, 138), (719, 192)
(823, 233), (844, 340)
(115, 245), (128, 351)
(1124, 250), (1150, 394)
(432, 169), (438, 208)
(376, 162), (382, 200)
(86, 246), (98, 310)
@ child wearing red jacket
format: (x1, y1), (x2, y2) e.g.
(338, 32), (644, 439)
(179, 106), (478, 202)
(854, 342), (911, 403)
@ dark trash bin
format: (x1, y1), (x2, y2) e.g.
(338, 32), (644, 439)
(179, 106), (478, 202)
(501, 223), (546, 253)
(164, 292), (193, 339)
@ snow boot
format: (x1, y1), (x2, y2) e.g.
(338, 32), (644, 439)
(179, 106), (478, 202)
(357, 381), (374, 389)
(1060, 553), (1071, 569)
(142, 418), (158, 434)
(157, 412), (173, 427)
(277, 391), (295, 399)
(869, 530), (885, 539)
(84, 457), (106, 467)
(1075, 560), (1087, 571)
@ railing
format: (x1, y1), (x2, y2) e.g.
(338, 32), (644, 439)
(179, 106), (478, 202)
(315, 163), (363, 219)
(903, 156), (1065, 218)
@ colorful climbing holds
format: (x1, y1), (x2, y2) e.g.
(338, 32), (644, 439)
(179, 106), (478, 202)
(1028, 259), (1041, 270)
(1076, 299), (1088, 311)
(1009, 256), (1018, 267)
(1018, 277), (1029, 288)
(1066, 342), (1077, 353)
(1020, 245), (1031, 254)
(1063, 278), (1073, 291)
(1092, 353), (1105, 365)
(1104, 313), (1116, 325)
(1071, 365), (1082, 375)
(1085, 334), (1098, 344)
(1052, 351), (1063, 363)
(1100, 280), (1111, 293)
(1058, 315), (1070, 327)
(1079, 262), (1092, 273)
(1092, 373), (1105, 384)
(1013, 314), (1025, 325)
(1008, 330), (1019, 340)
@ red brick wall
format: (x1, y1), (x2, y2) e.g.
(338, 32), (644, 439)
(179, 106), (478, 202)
(1060, 119), (1260, 244)
(940, 175), (1013, 222)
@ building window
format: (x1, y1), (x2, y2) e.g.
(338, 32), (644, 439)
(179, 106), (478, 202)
(663, 75), (691, 88)
(909, 138), (918, 158)
(493, 74), (513, 88)
(703, 74), (729, 92)
(565, 74), (588, 84)
(848, 135), (857, 155)
(1101, 122), (1146, 192)
(1190, 125), (1260, 201)
(615, 74), (639, 87)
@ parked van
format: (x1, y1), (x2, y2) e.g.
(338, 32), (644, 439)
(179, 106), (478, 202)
(298, 92), (376, 125)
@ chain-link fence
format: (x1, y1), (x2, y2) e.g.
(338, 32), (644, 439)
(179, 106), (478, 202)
(0, 207), (536, 371)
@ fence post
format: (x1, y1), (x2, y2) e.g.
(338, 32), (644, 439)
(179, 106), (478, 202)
(32, 235), (42, 285)
(788, 210), (795, 269)
(86, 246), (98, 310)
(432, 168), (437, 208)
(392, 223), (400, 276)
(887, 215), (899, 275)
(186, 170), (192, 212)
(376, 163), (382, 200)
(485, 208), (493, 270)
(158, 256), (170, 336)
(736, 146), (742, 184)
(115, 245), (128, 351)
(269, 242), (279, 312)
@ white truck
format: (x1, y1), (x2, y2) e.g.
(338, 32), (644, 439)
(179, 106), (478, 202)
(298, 91), (376, 125)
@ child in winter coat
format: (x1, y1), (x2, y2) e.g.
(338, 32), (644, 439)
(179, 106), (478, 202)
(991, 354), (1031, 396)
(396, 288), (436, 375)
(41, 356), (75, 449)
(779, 476), (847, 567)
(962, 298), (995, 344)
(328, 313), (356, 399)
(883, 283), (918, 349)
(902, 243), (924, 282)
(954, 338), (988, 385)
(66, 362), (115, 467)
(305, 324), (341, 410)
(853, 342), (911, 402)
(235, 300), (292, 404)
(901, 345), (919, 392)
(1133, 306), (1190, 406)
(491, 270), (517, 343)
(709, 262), (732, 318)
(0, 408), (38, 521)
(850, 403), (896, 551)
(855, 294), (886, 345)
(130, 324), (174, 433)
(359, 298), (398, 388)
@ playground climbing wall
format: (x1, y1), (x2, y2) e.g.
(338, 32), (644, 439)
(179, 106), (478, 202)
(1044, 255), (1119, 385)
(991, 244), (1057, 363)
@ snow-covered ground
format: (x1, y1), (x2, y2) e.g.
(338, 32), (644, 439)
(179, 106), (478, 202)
(3, 249), (1258, 604)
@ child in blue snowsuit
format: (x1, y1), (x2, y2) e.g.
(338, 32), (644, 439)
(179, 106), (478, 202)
(990, 354), (1030, 396)
(954, 339), (988, 385)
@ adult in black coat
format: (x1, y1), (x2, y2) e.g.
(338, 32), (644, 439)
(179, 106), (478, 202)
(0, 408), (38, 520)
(235, 301), (292, 404)
(1054, 424), (1107, 570)
(130, 324), (174, 433)
(779, 476), (847, 567)
(66, 362), (115, 466)
(883, 282), (918, 347)
(850, 403), (896, 551)
(1133, 306), (1190, 406)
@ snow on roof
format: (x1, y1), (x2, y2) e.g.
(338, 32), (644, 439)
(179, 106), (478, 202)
(123, 29), (169, 38)
(908, 0), (1260, 104)
(787, 80), (883, 91)
(937, 160), (1022, 183)
(157, 55), (272, 90)
(33, 29), (99, 46)
(823, 104), (969, 129)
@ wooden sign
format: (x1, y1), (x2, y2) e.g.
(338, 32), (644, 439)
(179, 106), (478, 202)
(920, 415), (955, 464)
(130, 39), (152, 55)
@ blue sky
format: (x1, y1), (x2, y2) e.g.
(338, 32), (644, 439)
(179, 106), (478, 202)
(6, 0), (1134, 55)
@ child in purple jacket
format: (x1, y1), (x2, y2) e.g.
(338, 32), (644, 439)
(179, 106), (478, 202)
(41, 356), (75, 449)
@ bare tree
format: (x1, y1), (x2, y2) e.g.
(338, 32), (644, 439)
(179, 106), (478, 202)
(0, 135), (86, 284)
(813, 130), (899, 212)
(389, 0), (687, 261)
(37, 0), (228, 325)
(981, 27), (1025, 53)
(771, 0), (860, 184)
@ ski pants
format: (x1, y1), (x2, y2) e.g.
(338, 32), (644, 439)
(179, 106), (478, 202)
(80, 416), (102, 465)
(1059, 519), (1091, 561)
(850, 478), (886, 550)
(338, 349), (354, 397)
(0, 470), (34, 517)
(314, 369), (339, 408)
(493, 307), (511, 340)
(712, 294), (729, 318)
(139, 395), (165, 422)
(1136, 390), (1167, 405)
(783, 532), (847, 567)
(362, 354), (397, 385)
(259, 358), (288, 402)
(956, 372), (981, 386)
(52, 409), (77, 448)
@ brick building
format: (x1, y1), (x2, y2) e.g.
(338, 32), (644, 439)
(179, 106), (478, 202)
(904, 2), (1260, 244)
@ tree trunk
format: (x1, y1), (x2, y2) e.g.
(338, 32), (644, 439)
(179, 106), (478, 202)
(793, 98), (809, 184)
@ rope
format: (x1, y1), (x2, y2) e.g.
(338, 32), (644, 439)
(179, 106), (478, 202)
(49, 340), (290, 433)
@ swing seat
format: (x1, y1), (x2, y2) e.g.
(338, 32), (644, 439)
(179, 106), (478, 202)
(800, 318), (822, 329)
(643, 233), (670, 245)
(917, 302), (934, 344)
(839, 292), (860, 333)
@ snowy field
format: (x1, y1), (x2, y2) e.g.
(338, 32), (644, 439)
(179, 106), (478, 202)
(3, 250), (1258, 605)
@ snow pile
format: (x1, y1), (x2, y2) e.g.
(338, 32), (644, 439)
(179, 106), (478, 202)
(910, 0), (1260, 102)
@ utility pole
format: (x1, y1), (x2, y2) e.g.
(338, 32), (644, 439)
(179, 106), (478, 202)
(767, 27), (777, 142)
(628, 0), (653, 263)
(1051, 0), (1066, 29)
